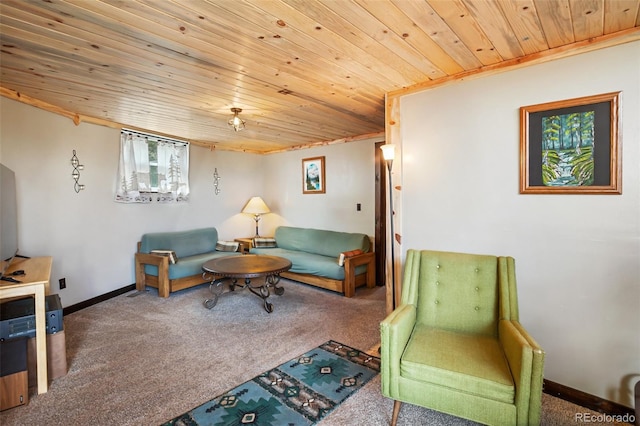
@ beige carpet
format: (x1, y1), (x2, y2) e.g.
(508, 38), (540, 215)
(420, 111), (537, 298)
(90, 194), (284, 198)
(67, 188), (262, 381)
(0, 279), (611, 425)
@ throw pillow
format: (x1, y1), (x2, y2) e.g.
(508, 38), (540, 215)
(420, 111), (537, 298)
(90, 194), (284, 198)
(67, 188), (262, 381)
(215, 241), (240, 252)
(338, 249), (364, 266)
(150, 249), (178, 264)
(253, 237), (277, 248)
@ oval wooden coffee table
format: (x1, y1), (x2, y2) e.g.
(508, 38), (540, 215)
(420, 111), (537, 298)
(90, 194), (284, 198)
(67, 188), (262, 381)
(202, 254), (292, 313)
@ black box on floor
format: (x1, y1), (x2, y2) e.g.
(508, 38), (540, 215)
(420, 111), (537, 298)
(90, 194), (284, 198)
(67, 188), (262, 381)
(0, 337), (29, 411)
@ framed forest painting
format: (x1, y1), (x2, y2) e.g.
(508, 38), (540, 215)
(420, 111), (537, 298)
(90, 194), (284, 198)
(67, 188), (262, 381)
(302, 156), (325, 194)
(520, 92), (621, 194)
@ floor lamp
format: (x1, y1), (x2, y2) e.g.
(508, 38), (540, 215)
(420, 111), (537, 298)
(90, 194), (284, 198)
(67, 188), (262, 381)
(380, 144), (396, 309)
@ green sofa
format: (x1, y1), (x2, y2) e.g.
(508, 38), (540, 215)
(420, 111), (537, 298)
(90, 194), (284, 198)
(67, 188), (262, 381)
(135, 227), (239, 297)
(380, 249), (545, 425)
(250, 226), (375, 297)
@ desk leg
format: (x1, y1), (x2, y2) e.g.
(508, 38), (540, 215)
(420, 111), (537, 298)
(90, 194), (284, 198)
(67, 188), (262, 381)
(34, 286), (48, 394)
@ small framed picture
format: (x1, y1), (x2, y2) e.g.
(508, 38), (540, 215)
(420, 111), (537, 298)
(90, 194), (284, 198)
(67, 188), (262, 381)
(302, 156), (325, 194)
(520, 92), (621, 194)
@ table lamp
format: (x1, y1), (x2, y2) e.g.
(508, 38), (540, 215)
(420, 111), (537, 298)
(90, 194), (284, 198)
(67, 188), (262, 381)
(242, 196), (271, 237)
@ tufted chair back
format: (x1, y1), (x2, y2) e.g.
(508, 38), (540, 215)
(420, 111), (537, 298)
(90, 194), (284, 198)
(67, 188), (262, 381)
(381, 249), (543, 426)
(401, 250), (516, 337)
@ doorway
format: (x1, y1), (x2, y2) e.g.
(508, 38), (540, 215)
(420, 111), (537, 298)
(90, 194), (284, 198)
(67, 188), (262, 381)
(374, 141), (387, 286)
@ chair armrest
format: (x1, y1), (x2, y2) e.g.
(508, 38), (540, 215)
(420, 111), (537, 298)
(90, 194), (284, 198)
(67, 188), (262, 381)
(343, 251), (375, 297)
(511, 321), (545, 425)
(135, 252), (166, 266)
(380, 303), (416, 397)
(135, 240), (171, 267)
(345, 251), (375, 267)
(499, 320), (544, 424)
(134, 252), (170, 295)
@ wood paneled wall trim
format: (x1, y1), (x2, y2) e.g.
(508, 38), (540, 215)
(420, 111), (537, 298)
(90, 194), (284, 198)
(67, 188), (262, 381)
(543, 379), (635, 419)
(0, 87), (384, 154)
(387, 27), (640, 99)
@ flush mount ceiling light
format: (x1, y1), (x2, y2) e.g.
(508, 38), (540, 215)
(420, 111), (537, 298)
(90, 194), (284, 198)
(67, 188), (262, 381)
(228, 107), (245, 132)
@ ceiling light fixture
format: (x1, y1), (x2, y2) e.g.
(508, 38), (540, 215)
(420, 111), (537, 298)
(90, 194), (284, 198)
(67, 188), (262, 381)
(228, 107), (245, 132)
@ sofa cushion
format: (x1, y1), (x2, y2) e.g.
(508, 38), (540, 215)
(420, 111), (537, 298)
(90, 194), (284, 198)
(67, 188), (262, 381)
(253, 237), (277, 248)
(140, 228), (219, 258)
(401, 326), (515, 404)
(274, 226), (370, 257)
(215, 241), (240, 252)
(250, 248), (368, 280)
(150, 249), (178, 264)
(144, 251), (239, 279)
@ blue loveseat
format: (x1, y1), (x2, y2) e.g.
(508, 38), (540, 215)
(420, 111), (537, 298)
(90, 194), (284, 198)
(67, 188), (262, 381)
(135, 227), (239, 297)
(250, 226), (375, 297)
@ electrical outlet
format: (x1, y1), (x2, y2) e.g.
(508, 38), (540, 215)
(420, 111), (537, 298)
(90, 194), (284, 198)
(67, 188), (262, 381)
(59, 278), (66, 290)
(356, 203), (361, 211)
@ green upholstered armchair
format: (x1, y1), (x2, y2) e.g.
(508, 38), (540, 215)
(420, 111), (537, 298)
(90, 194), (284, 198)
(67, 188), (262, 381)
(380, 250), (544, 425)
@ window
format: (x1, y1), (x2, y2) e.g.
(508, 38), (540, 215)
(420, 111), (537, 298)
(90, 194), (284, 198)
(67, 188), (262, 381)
(115, 129), (190, 203)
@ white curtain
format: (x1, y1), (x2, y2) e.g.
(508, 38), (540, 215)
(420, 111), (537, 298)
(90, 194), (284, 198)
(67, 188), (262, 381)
(115, 131), (190, 203)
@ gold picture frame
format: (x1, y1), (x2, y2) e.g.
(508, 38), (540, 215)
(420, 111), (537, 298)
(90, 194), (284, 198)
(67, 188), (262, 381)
(302, 156), (325, 194)
(520, 92), (621, 194)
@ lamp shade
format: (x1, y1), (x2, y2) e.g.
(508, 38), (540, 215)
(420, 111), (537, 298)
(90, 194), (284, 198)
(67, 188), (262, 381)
(242, 196), (270, 215)
(380, 144), (395, 161)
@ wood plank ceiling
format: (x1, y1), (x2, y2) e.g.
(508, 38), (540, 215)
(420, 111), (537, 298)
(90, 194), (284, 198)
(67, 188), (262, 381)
(1, 0), (639, 153)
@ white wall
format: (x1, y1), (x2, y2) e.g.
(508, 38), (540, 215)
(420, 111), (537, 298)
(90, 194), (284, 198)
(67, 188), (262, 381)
(260, 142), (378, 237)
(0, 98), (264, 306)
(0, 97), (378, 307)
(398, 41), (640, 407)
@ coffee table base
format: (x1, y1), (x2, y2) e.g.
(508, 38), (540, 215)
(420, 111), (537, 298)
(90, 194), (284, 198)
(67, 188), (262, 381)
(204, 274), (285, 313)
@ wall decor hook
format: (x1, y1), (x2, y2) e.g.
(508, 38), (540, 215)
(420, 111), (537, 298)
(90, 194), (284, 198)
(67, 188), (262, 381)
(213, 167), (221, 195)
(71, 149), (85, 193)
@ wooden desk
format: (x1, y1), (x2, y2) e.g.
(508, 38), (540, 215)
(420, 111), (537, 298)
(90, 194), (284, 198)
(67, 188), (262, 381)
(0, 256), (52, 394)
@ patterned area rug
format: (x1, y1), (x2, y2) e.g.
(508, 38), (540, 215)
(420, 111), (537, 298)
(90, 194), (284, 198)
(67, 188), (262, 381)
(163, 340), (380, 426)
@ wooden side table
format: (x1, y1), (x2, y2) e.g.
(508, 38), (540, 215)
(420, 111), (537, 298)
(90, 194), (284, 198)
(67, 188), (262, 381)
(0, 256), (52, 394)
(234, 238), (254, 254)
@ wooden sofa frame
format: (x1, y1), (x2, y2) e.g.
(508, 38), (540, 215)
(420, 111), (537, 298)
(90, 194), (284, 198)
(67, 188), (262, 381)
(280, 251), (376, 297)
(135, 242), (208, 298)
(136, 240), (376, 298)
